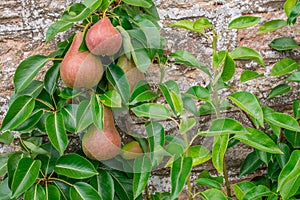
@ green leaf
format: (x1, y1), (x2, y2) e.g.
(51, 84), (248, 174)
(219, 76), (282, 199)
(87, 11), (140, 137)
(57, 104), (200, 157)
(240, 151), (263, 176)
(90, 170), (114, 200)
(256, 19), (287, 34)
(184, 86), (210, 101)
(276, 143), (290, 168)
(110, 170), (134, 200)
(196, 170), (223, 190)
(10, 80), (44, 103)
(45, 112), (68, 156)
(228, 16), (261, 29)
(106, 64), (130, 103)
(11, 157), (41, 199)
(14, 55), (48, 93)
(46, 20), (74, 43)
(288, 2), (300, 24)
(159, 83), (182, 116)
(59, 87), (82, 99)
(54, 154), (98, 179)
(0, 178), (12, 200)
(1, 96), (35, 131)
(76, 100), (93, 132)
(7, 152), (29, 188)
(24, 184), (45, 200)
(200, 189), (227, 200)
(170, 50), (210, 75)
(264, 108), (300, 132)
(46, 184), (61, 200)
(83, 0), (102, 11)
(170, 20), (204, 33)
(70, 182), (102, 200)
(285, 0), (298, 17)
(0, 131), (14, 145)
(179, 117), (196, 134)
(212, 135), (229, 173)
(62, 3), (91, 22)
(132, 103), (171, 119)
(243, 185), (274, 199)
(131, 39), (151, 73)
(193, 18), (212, 29)
(229, 91), (264, 127)
(278, 150), (300, 200)
(61, 104), (78, 133)
(286, 70), (300, 82)
(188, 145), (211, 166)
(99, 90), (122, 108)
(122, 0), (152, 8)
(240, 70), (264, 82)
(268, 84), (291, 99)
(44, 64), (60, 95)
(23, 141), (50, 155)
(221, 54), (236, 82)
(0, 154), (9, 177)
(133, 156), (152, 199)
(171, 157), (193, 200)
(182, 96), (200, 117)
(91, 94), (104, 131)
(271, 58), (298, 76)
(200, 118), (245, 136)
(234, 182), (256, 200)
(230, 46), (265, 66)
(269, 37), (299, 50)
(293, 100), (300, 119)
(14, 109), (43, 131)
(130, 80), (157, 104)
(233, 128), (282, 154)
(284, 129), (300, 148)
(117, 26), (132, 59)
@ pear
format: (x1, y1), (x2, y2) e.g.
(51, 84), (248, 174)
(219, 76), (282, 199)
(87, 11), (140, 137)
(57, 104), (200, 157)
(82, 106), (121, 161)
(121, 141), (143, 160)
(86, 17), (123, 56)
(60, 32), (103, 89)
(117, 55), (145, 92)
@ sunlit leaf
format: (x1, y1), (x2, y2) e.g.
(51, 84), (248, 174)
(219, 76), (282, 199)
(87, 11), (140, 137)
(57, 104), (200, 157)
(132, 103), (171, 119)
(256, 19), (287, 34)
(269, 37), (299, 50)
(230, 46), (265, 66)
(268, 84), (291, 99)
(240, 70), (264, 82)
(228, 16), (261, 29)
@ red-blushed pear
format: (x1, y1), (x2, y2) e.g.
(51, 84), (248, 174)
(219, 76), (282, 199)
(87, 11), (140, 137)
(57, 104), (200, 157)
(85, 17), (123, 56)
(60, 32), (103, 89)
(121, 141), (143, 160)
(82, 106), (121, 161)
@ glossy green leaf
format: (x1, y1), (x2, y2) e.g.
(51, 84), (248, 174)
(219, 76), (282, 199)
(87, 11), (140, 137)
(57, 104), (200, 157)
(59, 87), (82, 99)
(200, 118), (245, 136)
(0, 131), (14, 145)
(288, 2), (300, 24)
(106, 64), (130, 103)
(196, 170), (223, 190)
(212, 135), (229, 173)
(171, 156), (193, 200)
(285, 0), (298, 17)
(132, 103), (171, 119)
(110, 170), (134, 200)
(46, 184), (61, 200)
(14, 55), (48, 93)
(229, 91), (264, 127)
(271, 58), (298, 76)
(228, 16), (261, 29)
(122, 0), (152, 8)
(99, 90), (122, 108)
(90, 170), (114, 200)
(133, 156), (152, 199)
(243, 185), (274, 199)
(276, 143), (290, 168)
(7, 152), (29, 188)
(0, 178), (12, 200)
(70, 182), (102, 200)
(188, 145), (211, 166)
(131, 39), (151, 73)
(256, 149), (271, 165)
(193, 18), (212, 29)
(264, 108), (300, 132)
(184, 86), (210, 101)
(23, 141), (50, 155)
(179, 117), (196, 134)
(234, 181), (256, 200)
(293, 100), (300, 119)
(234, 128), (282, 154)
(1, 96), (35, 131)
(221, 54), (235, 82)
(182, 96), (200, 117)
(240, 70), (264, 82)
(286, 70), (300, 82)
(62, 3), (91, 22)
(10, 80), (43, 103)
(269, 37), (299, 50)
(90, 94), (104, 131)
(54, 154), (98, 179)
(11, 157), (41, 199)
(200, 189), (227, 200)
(53, 181), (71, 200)
(46, 20), (74, 43)
(45, 112), (68, 156)
(61, 104), (78, 133)
(170, 50), (210, 75)
(0, 154), (9, 177)
(130, 80), (157, 105)
(268, 84), (291, 99)
(240, 151), (263, 176)
(158, 83), (180, 115)
(230, 46), (265, 66)
(83, 0), (102, 11)
(257, 19), (287, 34)
(170, 20), (204, 33)
(285, 129), (300, 148)
(24, 184), (45, 200)
(76, 100), (93, 132)
(44, 64), (60, 95)
(278, 150), (300, 199)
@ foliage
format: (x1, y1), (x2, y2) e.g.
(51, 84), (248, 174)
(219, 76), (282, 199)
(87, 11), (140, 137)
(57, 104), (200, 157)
(0, 0), (299, 199)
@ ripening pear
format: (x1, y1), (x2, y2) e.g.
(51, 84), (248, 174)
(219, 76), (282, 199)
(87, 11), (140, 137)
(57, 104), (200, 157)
(60, 32), (103, 89)
(121, 141), (143, 160)
(86, 17), (123, 56)
(117, 55), (145, 92)
(82, 106), (121, 161)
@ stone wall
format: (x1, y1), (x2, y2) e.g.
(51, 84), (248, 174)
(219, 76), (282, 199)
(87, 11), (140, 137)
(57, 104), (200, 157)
(0, 0), (299, 195)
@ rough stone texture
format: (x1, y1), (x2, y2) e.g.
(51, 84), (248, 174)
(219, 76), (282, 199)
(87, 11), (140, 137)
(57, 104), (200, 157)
(0, 0), (299, 195)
